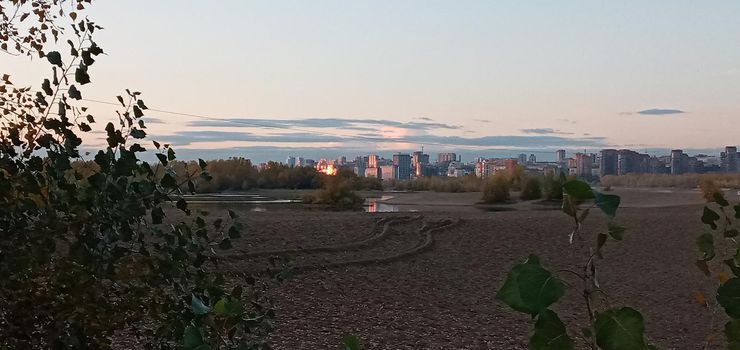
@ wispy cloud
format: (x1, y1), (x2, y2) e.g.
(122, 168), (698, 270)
(188, 117), (460, 130)
(154, 130), (606, 149)
(520, 128), (574, 135)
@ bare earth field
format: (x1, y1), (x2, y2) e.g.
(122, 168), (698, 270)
(200, 188), (738, 349)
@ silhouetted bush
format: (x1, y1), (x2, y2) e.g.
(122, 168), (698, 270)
(482, 173), (511, 203)
(520, 177), (543, 200)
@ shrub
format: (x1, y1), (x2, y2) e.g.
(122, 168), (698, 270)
(482, 173), (511, 203)
(520, 177), (543, 200)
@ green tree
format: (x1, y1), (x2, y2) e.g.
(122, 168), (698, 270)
(0, 2), (277, 348)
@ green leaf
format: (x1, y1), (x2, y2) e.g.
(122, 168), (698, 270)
(183, 325), (207, 349)
(46, 51), (63, 67)
(562, 196), (577, 218)
(130, 128), (146, 139)
(727, 229), (740, 238)
(156, 153), (168, 166)
(41, 79), (53, 95)
(594, 307), (651, 350)
(68, 85), (82, 99)
(218, 238), (232, 250)
(167, 147), (176, 161)
(594, 191), (620, 217)
(188, 180), (196, 194)
(213, 298), (245, 316)
(596, 233), (608, 254)
(696, 233), (715, 261)
(530, 309), (574, 350)
(341, 335), (362, 350)
(725, 319), (740, 350)
(718, 278), (740, 318)
(75, 64), (91, 85)
(495, 255), (565, 316)
(137, 99), (148, 109)
(176, 198), (188, 212)
(151, 207), (164, 224)
(727, 259), (740, 277)
(714, 192), (730, 207)
(702, 206), (721, 230)
(228, 226), (241, 239)
(228, 209), (238, 219)
(735, 204), (740, 219)
(199, 158), (207, 169)
(563, 180), (594, 200)
(607, 222), (626, 241)
(161, 173), (177, 188)
(191, 294), (210, 315)
(133, 105), (144, 118)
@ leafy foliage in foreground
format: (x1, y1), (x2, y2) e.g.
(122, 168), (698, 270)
(0, 1), (277, 348)
(496, 180), (657, 349)
(695, 188), (740, 348)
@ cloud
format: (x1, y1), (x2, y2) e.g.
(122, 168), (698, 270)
(474, 119), (491, 123)
(557, 118), (577, 124)
(628, 109), (686, 116)
(520, 128), (574, 135)
(153, 130), (606, 150)
(414, 117), (434, 121)
(188, 117), (460, 131)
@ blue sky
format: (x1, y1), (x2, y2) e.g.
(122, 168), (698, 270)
(5, 1), (740, 162)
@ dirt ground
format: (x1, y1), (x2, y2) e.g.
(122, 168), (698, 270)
(210, 188), (732, 349)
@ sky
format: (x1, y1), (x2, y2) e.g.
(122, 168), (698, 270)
(4, 1), (740, 162)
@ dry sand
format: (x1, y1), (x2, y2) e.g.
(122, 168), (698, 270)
(208, 188), (730, 349)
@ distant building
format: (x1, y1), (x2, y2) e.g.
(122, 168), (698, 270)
(437, 152), (457, 164)
(393, 153), (412, 180)
(518, 153), (527, 165)
(379, 165), (397, 180)
(412, 151), (430, 177)
(354, 155), (367, 177)
(575, 153), (593, 179)
(556, 150), (566, 163)
(368, 154), (379, 168)
(286, 156), (296, 168)
(528, 154), (537, 164)
(365, 167), (381, 178)
(599, 149), (618, 176)
(721, 146), (739, 173)
(671, 150), (686, 175)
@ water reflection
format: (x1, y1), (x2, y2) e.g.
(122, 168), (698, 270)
(365, 201), (399, 213)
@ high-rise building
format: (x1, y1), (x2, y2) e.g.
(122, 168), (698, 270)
(393, 153), (412, 180)
(286, 156), (296, 168)
(411, 151), (430, 177)
(721, 146), (738, 173)
(518, 153), (527, 165)
(354, 156), (367, 177)
(599, 149), (618, 176)
(575, 153), (593, 178)
(437, 152), (457, 164)
(671, 150), (685, 175)
(379, 165), (397, 180)
(368, 154), (379, 168)
(556, 150), (566, 163)
(528, 154), (537, 164)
